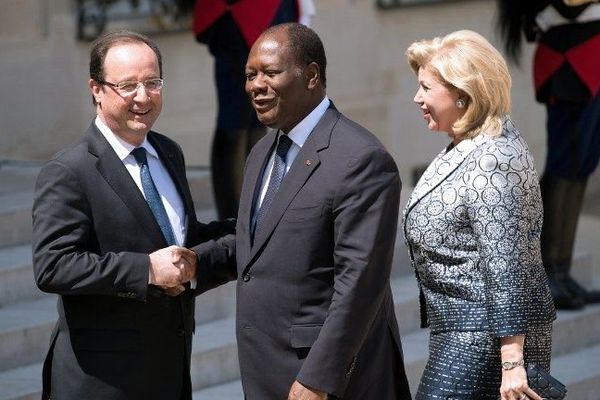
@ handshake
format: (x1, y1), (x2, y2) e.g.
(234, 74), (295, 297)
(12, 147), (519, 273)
(148, 246), (198, 296)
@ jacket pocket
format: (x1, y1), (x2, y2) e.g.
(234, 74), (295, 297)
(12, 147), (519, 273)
(290, 324), (323, 348)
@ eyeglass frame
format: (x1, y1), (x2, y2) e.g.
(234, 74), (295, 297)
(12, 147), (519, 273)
(96, 78), (164, 96)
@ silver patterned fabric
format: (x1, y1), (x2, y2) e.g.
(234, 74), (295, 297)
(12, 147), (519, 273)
(403, 117), (556, 399)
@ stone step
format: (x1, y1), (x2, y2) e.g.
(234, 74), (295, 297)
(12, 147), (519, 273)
(0, 318), (241, 400)
(0, 245), (39, 307)
(0, 164), (38, 249)
(0, 296), (55, 373)
(0, 281), (239, 374)
(0, 321), (425, 400)
(190, 317), (239, 391)
(551, 342), (600, 400)
(0, 194), (33, 250)
(572, 213), (600, 291)
(192, 380), (243, 400)
(190, 342), (600, 400)
(2, 279), (600, 398)
(0, 363), (41, 400)
(552, 303), (600, 358)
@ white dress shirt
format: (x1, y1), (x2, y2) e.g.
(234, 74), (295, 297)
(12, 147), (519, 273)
(95, 116), (187, 247)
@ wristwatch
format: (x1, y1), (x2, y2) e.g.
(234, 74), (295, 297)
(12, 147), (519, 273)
(501, 359), (525, 370)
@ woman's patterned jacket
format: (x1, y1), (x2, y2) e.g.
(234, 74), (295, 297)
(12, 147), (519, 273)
(403, 116), (556, 336)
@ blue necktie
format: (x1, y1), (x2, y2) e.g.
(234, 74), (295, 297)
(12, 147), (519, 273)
(131, 147), (177, 246)
(252, 134), (293, 241)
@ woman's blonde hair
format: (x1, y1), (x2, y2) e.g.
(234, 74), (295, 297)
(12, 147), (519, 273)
(406, 30), (511, 138)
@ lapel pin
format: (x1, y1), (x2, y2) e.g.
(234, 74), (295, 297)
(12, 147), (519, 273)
(305, 159), (312, 166)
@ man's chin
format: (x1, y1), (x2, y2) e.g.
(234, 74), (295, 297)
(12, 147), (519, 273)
(257, 115), (278, 130)
(128, 120), (152, 133)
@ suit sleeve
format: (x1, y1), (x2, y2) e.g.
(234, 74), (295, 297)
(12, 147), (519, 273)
(32, 160), (150, 300)
(191, 230), (237, 295)
(296, 145), (401, 396)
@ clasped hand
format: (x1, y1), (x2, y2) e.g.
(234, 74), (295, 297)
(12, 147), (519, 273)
(149, 245), (198, 296)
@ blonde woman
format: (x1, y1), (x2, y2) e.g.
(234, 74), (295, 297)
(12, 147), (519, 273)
(404, 30), (555, 400)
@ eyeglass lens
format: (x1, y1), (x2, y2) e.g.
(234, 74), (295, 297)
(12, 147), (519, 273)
(116, 79), (163, 94)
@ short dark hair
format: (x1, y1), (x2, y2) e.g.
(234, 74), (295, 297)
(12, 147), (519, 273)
(89, 30), (162, 99)
(265, 23), (327, 87)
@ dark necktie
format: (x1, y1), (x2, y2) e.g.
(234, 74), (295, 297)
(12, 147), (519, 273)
(252, 134), (293, 240)
(131, 147), (177, 246)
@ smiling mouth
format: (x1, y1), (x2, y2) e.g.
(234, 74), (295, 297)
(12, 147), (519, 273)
(131, 109), (150, 116)
(253, 98), (274, 111)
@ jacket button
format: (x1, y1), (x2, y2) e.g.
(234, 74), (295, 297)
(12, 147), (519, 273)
(176, 328), (185, 337)
(243, 273), (251, 282)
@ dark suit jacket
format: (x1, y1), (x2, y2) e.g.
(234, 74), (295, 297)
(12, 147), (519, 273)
(32, 124), (232, 400)
(198, 105), (411, 399)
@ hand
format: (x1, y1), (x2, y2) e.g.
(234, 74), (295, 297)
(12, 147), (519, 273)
(288, 380), (327, 400)
(161, 285), (186, 297)
(500, 367), (542, 400)
(148, 246), (198, 288)
(563, 0), (598, 6)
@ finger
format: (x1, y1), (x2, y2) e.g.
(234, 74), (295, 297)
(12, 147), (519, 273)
(517, 393), (528, 400)
(525, 388), (542, 400)
(172, 257), (189, 269)
(170, 246), (184, 263)
(180, 250), (198, 266)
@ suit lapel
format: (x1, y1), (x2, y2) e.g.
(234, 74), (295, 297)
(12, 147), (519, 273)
(87, 125), (166, 246)
(237, 129), (278, 261)
(246, 108), (339, 268)
(405, 134), (487, 213)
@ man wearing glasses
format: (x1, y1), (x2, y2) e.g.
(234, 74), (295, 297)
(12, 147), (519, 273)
(32, 30), (234, 400)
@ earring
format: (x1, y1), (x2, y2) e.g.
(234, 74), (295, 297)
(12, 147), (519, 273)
(456, 98), (466, 109)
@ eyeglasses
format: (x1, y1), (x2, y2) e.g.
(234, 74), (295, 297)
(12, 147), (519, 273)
(98, 78), (164, 96)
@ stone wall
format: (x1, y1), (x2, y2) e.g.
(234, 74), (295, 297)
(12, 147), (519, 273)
(0, 0), (547, 187)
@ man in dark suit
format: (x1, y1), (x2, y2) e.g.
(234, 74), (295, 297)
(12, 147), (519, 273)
(32, 30), (233, 399)
(194, 23), (411, 399)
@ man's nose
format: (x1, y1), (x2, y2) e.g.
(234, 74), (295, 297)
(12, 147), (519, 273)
(247, 75), (266, 94)
(133, 85), (150, 101)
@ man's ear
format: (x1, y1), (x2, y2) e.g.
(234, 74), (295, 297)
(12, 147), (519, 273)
(306, 62), (320, 89)
(89, 79), (103, 104)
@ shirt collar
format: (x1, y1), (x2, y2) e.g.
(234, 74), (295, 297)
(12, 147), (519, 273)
(94, 116), (158, 161)
(286, 96), (330, 148)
